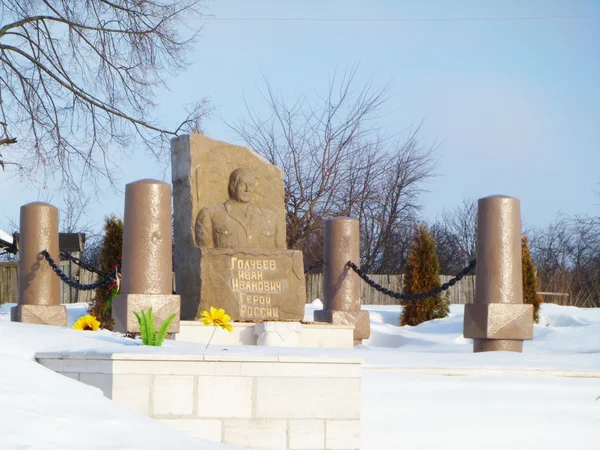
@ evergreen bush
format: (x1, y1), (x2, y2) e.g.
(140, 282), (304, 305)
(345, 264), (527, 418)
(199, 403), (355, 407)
(88, 215), (123, 330)
(522, 235), (542, 323)
(400, 223), (449, 326)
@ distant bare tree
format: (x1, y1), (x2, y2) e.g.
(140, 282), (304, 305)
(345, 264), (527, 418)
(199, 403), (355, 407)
(230, 68), (437, 272)
(59, 193), (91, 234)
(58, 193), (105, 266)
(530, 215), (600, 307)
(433, 198), (477, 273)
(354, 134), (436, 273)
(529, 217), (571, 274)
(0, 0), (210, 195)
(430, 222), (464, 275)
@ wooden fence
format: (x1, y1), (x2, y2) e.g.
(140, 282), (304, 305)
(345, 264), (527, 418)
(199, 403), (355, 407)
(305, 273), (477, 305)
(0, 262), (97, 305)
(0, 262), (17, 304)
(1, 263), (568, 307)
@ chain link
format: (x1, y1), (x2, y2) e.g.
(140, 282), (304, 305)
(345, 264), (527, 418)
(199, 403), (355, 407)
(47, 247), (474, 297)
(305, 260), (326, 274)
(346, 259), (476, 301)
(59, 251), (109, 277)
(42, 250), (119, 291)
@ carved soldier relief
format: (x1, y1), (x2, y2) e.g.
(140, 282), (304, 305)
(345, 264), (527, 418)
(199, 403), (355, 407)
(195, 168), (285, 249)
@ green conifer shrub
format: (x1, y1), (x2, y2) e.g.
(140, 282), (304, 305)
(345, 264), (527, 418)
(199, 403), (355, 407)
(88, 215), (123, 330)
(522, 235), (542, 323)
(400, 223), (449, 326)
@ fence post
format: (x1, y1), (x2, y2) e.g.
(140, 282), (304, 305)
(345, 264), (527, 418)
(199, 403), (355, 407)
(11, 202), (67, 326)
(463, 195), (533, 352)
(314, 216), (370, 345)
(112, 179), (181, 334)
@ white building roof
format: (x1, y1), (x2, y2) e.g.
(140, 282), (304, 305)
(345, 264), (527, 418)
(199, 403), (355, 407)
(0, 229), (14, 245)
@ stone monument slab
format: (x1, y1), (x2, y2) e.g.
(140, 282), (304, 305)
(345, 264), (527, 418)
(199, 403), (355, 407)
(171, 134), (305, 321)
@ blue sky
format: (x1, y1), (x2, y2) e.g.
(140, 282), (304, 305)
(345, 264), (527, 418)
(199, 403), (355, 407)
(2, 0), (599, 235)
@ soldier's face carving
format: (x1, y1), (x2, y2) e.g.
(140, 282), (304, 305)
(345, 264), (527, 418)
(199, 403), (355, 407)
(233, 173), (256, 203)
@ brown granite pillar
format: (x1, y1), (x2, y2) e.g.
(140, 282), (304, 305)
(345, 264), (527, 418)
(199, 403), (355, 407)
(314, 217), (370, 345)
(463, 195), (533, 352)
(112, 179), (180, 333)
(11, 202), (67, 326)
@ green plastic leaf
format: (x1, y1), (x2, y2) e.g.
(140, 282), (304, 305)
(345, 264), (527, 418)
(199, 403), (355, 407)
(102, 297), (113, 316)
(141, 309), (150, 345)
(146, 308), (156, 346)
(155, 314), (176, 347)
(138, 310), (148, 344)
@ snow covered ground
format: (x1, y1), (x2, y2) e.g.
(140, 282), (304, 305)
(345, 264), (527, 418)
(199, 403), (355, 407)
(0, 301), (598, 449)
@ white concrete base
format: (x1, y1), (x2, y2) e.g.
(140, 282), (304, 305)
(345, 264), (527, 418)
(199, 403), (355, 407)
(36, 351), (362, 450)
(175, 320), (355, 349)
(255, 321), (302, 347)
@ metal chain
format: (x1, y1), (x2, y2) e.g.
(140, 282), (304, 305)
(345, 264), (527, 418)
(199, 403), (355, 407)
(42, 250), (119, 291)
(59, 251), (109, 277)
(346, 259), (477, 301)
(305, 259), (326, 274)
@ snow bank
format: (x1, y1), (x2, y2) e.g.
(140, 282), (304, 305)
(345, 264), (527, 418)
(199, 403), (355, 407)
(307, 303), (600, 371)
(0, 353), (242, 450)
(362, 370), (600, 450)
(1, 300), (598, 449)
(3, 302), (598, 371)
(0, 304), (243, 449)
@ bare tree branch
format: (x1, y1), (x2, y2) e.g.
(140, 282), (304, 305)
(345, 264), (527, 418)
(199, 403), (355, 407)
(432, 198), (477, 273)
(529, 214), (600, 307)
(0, 0), (210, 196)
(229, 68), (438, 272)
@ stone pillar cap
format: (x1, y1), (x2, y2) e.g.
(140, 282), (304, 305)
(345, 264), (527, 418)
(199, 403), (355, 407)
(327, 216), (356, 221)
(480, 194), (517, 200)
(22, 201), (54, 207)
(126, 178), (169, 186)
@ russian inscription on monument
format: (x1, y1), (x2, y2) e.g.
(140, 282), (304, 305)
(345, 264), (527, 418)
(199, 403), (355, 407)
(171, 134), (306, 321)
(199, 248), (305, 321)
(231, 256), (282, 320)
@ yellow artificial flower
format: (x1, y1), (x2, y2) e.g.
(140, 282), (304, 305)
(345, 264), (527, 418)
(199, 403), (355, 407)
(200, 307), (233, 332)
(72, 315), (101, 331)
